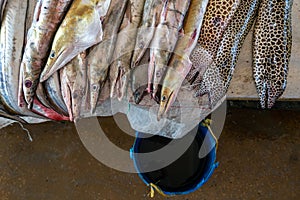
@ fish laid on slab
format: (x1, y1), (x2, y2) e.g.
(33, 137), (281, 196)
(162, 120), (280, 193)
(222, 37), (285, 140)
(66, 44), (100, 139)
(131, 0), (166, 67)
(253, 0), (292, 109)
(60, 52), (87, 121)
(196, 0), (261, 108)
(186, 0), (240, 85)
(39, 0), (111, 82)
(109, 0), (145, 100)
(148, 0), (190, 97)
(158, 0), (209, 119)
(20, 0), (73, 108)
(0, 0), (41, 118)
(44, 72), (69, 115)
(0, 0), (7, 22)
(88, 0), (128, 113)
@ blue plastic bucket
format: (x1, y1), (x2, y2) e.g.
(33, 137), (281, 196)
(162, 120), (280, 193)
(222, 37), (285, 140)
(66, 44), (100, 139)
(130, 121), (218, 196)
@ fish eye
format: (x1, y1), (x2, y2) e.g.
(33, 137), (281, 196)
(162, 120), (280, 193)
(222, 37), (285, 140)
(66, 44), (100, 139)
(161, 95), (167, 102)
(24, 80), (32, 88)
(50, 50), (55, 58)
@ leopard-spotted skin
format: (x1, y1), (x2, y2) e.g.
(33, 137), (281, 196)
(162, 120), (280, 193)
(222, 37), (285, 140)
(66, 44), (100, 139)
(253, 0), (292, 109)
(195, 0), (261, 108)
(186, 0), (240, 84)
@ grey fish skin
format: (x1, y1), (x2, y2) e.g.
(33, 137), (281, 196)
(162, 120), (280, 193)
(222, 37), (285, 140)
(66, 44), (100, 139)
(0, 0), (42, 118)
(88, 0), (128, 113)
(253, 0), (292, 109)
(109, 0), (145, 100)
(0, 0), (7, 22)
(196, 0), (261, 108)
(20, 0), (73, 108)
(158, 0), (208, 119)
(131, 0), (166, 67)
(149, 0), (190, 97)
(60, 52), (87, 122)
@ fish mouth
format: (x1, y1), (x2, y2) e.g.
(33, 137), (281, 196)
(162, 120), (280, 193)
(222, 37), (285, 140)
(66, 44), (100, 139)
(40, 47), (70, 82)
(157, 89), (174, 121)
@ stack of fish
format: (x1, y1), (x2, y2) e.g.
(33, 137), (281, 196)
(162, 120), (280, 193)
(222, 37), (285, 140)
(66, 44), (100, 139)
(0, 0), (293, 123)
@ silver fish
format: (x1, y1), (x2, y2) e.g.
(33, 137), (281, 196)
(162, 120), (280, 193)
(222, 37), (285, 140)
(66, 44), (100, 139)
(20, 0), (73, 108)
(0, 0), (42, 118)
(149, 0), (190, 96)
(88, 0), (128, 113)
(109, 0), (145, 100)
(131, 0), (166, 67)
(60, 52), (87, 121)
(158, 0), (209, 119)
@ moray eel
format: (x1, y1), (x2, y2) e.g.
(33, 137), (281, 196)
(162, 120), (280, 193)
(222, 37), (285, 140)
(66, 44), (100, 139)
(20, 0), (72, 108)
(39, 0), (111, 82)
(158, 0), (209, 120)
(186, 0), (241, 85)
(196, 0), (261, 108)
(253, 0), (293, 109)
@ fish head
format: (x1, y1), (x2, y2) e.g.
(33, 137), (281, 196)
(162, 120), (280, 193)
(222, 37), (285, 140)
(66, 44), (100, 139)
(157, 85), (177, 121)
(40, 41), (74, 82)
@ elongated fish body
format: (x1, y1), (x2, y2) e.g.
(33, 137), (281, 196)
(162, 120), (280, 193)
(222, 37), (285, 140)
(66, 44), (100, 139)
(20, 0), (73, 108)
(186, 0), (240, 84)
(131, 0), (166, 67)
(196, 0), (261, 108)
(158, 0), (209, 119)
(0, 0), (40, 118)
(44, 72), (69, 115)
(109, 0), (145, 100)
(88, 0), (128, 113)
(0, 0), (7, 22)
(253, 0), (292, 109)
(149, 0), (190, 96)
(39, 0), (111, 82)
(61, 52), (87, 121)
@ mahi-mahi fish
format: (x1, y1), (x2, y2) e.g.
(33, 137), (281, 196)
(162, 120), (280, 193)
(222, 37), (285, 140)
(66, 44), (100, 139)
(0, 0), (41, 118)
(88, 0), (128, 113)
(109, 0), (146, 100)
(39, 0), (111, 82)
(196, 0), (261, 108)
(148, 0), (190, 97)
(20, 0), (73, 108)
(131, 0), (166, 67)
(253, 0), (292, 109)
(158, 0), (209, 120)
(186, 0), (240, 85)
(60, 52), (87, 121)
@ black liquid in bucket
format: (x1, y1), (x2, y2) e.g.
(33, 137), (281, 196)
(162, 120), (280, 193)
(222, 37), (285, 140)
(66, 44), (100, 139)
(131, 123), (217, 195)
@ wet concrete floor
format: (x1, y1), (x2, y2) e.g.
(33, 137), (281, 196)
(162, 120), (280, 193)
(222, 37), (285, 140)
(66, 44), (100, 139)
(0, 103), (299, 199)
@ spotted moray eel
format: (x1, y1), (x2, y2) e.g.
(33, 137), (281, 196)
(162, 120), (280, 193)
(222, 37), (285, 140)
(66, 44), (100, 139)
(253, 0), (293, 109)
(196, 0), (261, 108)
(186, 0), (240, 84)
